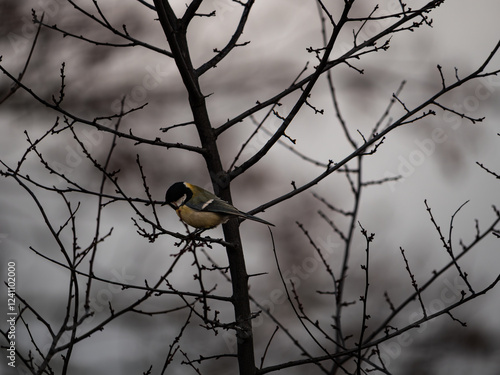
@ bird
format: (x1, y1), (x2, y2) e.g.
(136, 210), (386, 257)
(162, 182), (274, 229)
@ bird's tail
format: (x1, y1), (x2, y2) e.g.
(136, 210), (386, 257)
(243, 213), (274, 226)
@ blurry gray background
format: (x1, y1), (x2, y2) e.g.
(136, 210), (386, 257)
(1, 1), (499, 374)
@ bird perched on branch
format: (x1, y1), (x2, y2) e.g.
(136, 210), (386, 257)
(163, 182), (274, 229)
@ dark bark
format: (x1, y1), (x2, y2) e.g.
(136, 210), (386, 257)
(152, 1), (256, 373)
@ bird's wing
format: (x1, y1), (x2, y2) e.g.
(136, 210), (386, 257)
(186, 187), (274, 226)
(184, 191), (241, 215)
(183, 183), (244, 216)
(191, 196), (244, 216)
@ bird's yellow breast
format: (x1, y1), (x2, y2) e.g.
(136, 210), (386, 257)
(176, 205), (228, 229)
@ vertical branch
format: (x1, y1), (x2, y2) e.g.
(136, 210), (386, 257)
(425, 200), (475, 294)
(60, 194), (80, 375)
(259, 326), (279, 370)
(356, 223), (374, 375)
(152, 2), (256, 373)
(191, 246), (210, 320)
(84, 105), (123, 311)
(271, 230), (335, 374)
(317, 2), (357, 148)
(400, 247), (427, 319)
(332, 158), (363, 359)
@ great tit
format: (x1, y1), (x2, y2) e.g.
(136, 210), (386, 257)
(162, 182), (274, 229)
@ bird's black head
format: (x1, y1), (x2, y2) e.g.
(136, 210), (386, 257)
(163, 182), (192, 209)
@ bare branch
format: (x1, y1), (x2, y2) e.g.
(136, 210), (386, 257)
(197, 0), (255, 75)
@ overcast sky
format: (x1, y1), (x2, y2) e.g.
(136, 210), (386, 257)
(1, 1), (500, 374)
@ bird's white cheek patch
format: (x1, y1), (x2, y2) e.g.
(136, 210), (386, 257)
(202, 198), (214, 210)
(174, 194), (186, 207)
